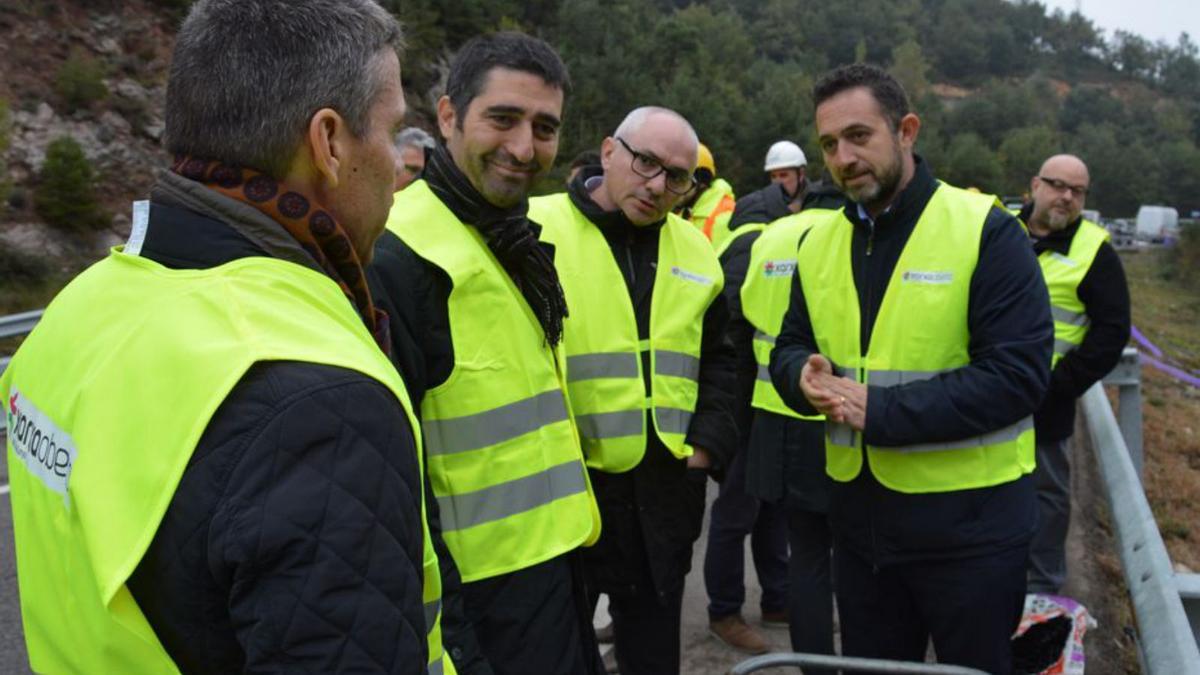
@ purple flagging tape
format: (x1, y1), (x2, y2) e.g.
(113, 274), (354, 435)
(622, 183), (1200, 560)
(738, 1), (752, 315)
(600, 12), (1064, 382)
(1141, 352), (1200, 388)
(1130, 325), (1163, 358)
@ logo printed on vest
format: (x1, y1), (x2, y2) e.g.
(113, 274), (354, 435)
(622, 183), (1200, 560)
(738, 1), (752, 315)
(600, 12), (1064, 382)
(7, 389), (77, 504)
(670, 265), (714, 286)
(762, 259), (796, 278)
(901, 270), (954, 284)
(1048, 252), (1078, 267)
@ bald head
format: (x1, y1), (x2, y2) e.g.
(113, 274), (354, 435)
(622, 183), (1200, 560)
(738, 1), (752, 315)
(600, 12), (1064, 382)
(613, 106), (700, 156)
(1038, 154), (1089, 185)
(594, 106), (700, 225)
(1029, 154), (1090, 235)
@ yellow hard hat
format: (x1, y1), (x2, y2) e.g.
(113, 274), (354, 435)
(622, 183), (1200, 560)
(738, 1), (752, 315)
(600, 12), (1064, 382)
(696, 143), (716, 175)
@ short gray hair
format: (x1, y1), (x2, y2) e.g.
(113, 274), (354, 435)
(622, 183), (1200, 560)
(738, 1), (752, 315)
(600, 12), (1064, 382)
(165, 0), (404, 177)
(612, 106), (698, 147)
(395, 127), (435, 152)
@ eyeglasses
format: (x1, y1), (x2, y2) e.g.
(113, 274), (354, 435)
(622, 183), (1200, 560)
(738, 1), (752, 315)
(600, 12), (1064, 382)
(615, 137), (696, 195)
(1037, 175), (1088, 198)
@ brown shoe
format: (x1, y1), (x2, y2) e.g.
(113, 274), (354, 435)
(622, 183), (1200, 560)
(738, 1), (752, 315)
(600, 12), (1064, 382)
(708, 614), (770, 654)
(761, 609), (789, 629)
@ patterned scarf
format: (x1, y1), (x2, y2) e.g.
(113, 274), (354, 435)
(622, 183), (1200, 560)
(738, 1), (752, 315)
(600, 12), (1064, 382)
(171, 155), (390, 355)
(423, 145), (568, 346)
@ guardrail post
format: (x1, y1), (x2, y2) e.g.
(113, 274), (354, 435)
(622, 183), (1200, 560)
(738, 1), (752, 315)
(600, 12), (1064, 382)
(1102, 347), (1143, 477)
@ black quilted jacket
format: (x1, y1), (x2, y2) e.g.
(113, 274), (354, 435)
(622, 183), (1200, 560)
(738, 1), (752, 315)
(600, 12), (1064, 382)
(125, 199), (428, 673)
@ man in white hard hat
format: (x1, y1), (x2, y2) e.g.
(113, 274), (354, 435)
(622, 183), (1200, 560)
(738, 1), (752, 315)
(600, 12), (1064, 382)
(764, 140), (808, 203)
(728, 141), (820, 231)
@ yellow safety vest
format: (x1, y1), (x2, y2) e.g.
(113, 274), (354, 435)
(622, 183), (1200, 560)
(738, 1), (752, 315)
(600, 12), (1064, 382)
(796, 184), (1036, 494)
(1038, 219), (1110, 366)
(741, 208), (839, 419)
(387, 181), (600, 582)
(530, 193), (724, 472)
(688, 178), (736, 248)
(713, 222), (765, 258)
(2, 250), (449, 674)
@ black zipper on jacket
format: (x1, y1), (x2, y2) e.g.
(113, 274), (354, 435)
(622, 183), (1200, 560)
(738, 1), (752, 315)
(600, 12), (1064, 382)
(859, 216), (880, 574)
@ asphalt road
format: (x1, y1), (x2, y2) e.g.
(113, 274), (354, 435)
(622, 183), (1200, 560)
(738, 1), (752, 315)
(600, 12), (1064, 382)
(1, 449), (33, 675)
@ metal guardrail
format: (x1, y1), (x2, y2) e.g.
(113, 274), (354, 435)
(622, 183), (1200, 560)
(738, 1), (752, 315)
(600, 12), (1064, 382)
(0, 309), (43, 379)
(0, 309), (43, 340)
(730, 653), (987, 674)
(1084, 350), (1200, 674)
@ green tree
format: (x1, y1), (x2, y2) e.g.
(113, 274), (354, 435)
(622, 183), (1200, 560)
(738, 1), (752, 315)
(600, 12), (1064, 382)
(998, 126), (1060, 195)
(941, 132), (1003, 192)
(34, 136), (110, 231)
(55, 50), (108, 112)
(889, 39), (931, 100)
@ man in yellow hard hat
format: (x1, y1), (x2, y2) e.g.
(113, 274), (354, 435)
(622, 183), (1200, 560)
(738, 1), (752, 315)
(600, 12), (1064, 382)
(676, 142), (736, 247)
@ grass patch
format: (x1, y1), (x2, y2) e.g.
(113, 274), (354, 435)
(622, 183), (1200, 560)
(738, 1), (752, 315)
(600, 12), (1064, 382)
(1120, 247), (1200, 571)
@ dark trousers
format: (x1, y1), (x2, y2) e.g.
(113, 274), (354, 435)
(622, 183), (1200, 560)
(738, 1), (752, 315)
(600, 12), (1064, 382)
(835, 543), (1029, 674)
(463, 553), (603, 675)
(786, 507), (834, 656)
(1029, 437), (1071, 593)
(704, 450), (789, 619)
(591, 586), (685, 675)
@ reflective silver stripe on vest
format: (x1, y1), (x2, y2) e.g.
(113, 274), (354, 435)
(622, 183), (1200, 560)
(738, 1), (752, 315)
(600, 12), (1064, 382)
(437, 459), (587, 532)
(576, 409), (644, 440)
(879, 415), (1034, 453)
(655, 350), (701, 381)
(566, 352), (640, 381)
(826, 421), (856, 447)
(427, 657), (444, 675)
(424, 390), (569, 456)
(756, 364), (771, 382)
(655, 406), (693, 435)
(1051, 305), (1090, 327)
(833, 365), (856, 380)
(753, 330), (776, 345)
(424, 599), (441, 636)
(867, 368), (950, 388)
(1054, 337), (1078, 355)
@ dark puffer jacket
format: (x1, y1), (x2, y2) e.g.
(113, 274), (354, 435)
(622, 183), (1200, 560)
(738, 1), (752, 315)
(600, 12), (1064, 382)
(125, 196), (428, 674)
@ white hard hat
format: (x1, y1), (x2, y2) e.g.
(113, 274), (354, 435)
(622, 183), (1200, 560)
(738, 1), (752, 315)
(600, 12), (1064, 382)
(764, 141), (807, 171)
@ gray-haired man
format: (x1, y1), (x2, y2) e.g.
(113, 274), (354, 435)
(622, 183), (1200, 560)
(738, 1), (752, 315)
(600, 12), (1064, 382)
(2, 1), (444, 672)
(395, 126), (435, 191)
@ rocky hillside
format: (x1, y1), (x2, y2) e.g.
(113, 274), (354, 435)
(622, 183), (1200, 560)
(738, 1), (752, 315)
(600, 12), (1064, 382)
(0, 1), (178, 270)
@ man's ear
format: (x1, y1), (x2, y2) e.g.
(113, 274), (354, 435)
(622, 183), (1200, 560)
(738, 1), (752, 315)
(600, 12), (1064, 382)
(307, 107), (345, 189)
(898, 112), (921, 149)
(599, 136), (615, 171)
(436, 95), (458, 142)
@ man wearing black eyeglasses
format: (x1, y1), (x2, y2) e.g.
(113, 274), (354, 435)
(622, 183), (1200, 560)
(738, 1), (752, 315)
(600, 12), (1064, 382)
(1019, 154), (1130, 595)
(530, 106), (737, 675)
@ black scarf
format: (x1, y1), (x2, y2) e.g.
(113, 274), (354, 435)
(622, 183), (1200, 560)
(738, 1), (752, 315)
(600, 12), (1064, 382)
(423, 145), (568, 346)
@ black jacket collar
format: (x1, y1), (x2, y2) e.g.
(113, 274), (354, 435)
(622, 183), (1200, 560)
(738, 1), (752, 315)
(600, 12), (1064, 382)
(566, 166), (666, 238)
